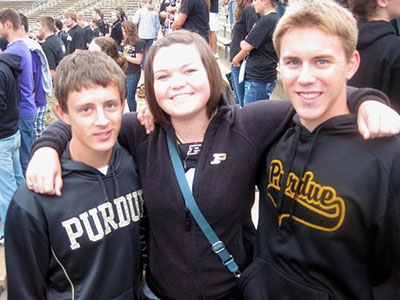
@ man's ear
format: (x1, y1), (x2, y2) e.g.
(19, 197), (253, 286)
(345, 50), (360, 81)
(55, 104), (71, 125)
(376, 0), (387, 8)
(4, 20), (12, 30)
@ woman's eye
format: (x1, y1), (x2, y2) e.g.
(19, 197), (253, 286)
(156, 74), (168, 80)
(185, 69), (197, 75)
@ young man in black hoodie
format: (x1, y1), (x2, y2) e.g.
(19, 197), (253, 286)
(240, 1), (400, 299)
(5, 51), (144, 299)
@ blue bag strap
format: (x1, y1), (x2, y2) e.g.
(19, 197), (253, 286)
(166, 135), (241, 278)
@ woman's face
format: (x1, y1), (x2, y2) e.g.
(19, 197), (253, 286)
(152, 43), (211, 122)
(112, 11), (118, 21)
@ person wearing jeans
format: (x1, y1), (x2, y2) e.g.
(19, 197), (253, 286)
(231, 64), (244, 106)
(126, 72), (142, 111)
(133, 0), (160, 69)
(230, 0), (258, 106)
(243, 80), (277, 105)
(234, 0), (279, 105)
(0, 131), (24, 236)
(122, 21), (145, 111)
(1, 9), (37, 175)
(0, 52), (25, 238)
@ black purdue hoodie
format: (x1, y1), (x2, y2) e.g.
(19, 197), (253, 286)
(349, 20), (400, 113)
(240, 114), (400, 299)
(5, 143), (144, 299)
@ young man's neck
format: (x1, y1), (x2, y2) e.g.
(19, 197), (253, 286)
(68, 139), (113, 169)
(301, 106), (350, 132)
(6, 31), (20, 43)
(369, 9), (392, 22)
(300, 89), (350, 132)
(44, 32), (54, 39)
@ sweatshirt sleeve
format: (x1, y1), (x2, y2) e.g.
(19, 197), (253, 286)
(31, 119), (72, 156)
(119, 112), (149, 161)
(5, 200), (50, 299)
(346, 86), (390, 113)
(31, 112), (147, 159)
(388, 62), (400, 113)
(371, 154), (400, 298)
(238, 99), (294, 155)
(0, 72), (7, 116)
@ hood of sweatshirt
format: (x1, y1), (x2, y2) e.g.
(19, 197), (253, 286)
(61, 143), (126, 201)
(357, 20), (396, 50)
(0, 53), (22, 78)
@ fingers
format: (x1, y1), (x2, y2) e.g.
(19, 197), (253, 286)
(42, 176), (56, 195)
(137, 106), (155, 134)
(144, 110), (155, 134)
(358, 101), (400, 139)
(54, 173), (63, 197)
(379, 109), (400, 136)
(357, 115), (370, 140)
(137, 107), (146, 125)
(25, 147), (62, 196)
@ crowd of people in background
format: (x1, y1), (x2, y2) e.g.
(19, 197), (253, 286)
(0, 0), (400, 298)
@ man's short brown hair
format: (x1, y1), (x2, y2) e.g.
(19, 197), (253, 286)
(144, 30), (222, 124)
(54, 51), (126, 112)
(64, 9), (77, 22)
(348, 0), (377, 20)
(39, 16), (55, 33)
(273, 0), (358, 61)
(0, 8), (20, 30)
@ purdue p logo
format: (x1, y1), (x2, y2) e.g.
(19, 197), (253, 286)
(210, 153), (227, 165)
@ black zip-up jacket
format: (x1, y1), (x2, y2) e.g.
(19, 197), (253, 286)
(111, 20), (123, 46)
(349, 20), (400, 113)
(5, 144), (144, 299)
(0, 53), (21, 139)
(31, 89), (389, 299)
(240, 114), (400, 299)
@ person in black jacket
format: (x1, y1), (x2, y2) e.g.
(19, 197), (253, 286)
(25, 31), (400, 300)
(348, 0), (400, 112)
(5, 51), (144, 299)
(240, 1), (400, 299)
(0, 53), (24, 241)
(77, 13), (94, 49)
(110, 9), (123, 49)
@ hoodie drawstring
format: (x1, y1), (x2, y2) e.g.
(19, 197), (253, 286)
(287, 126), (322, 224)
(97, 173), (109, 202)
(276, 126), (300, 215)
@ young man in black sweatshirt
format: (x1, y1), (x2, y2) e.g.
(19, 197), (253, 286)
(241, 1), (400, 299)
(5, 51), (144, 299)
